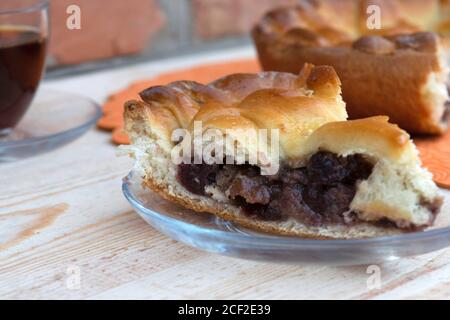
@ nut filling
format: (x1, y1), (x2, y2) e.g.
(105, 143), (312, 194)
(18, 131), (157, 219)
(177, 152), (437, 228)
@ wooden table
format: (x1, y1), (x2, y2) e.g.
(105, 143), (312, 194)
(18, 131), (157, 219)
(1, 47), (450, 300)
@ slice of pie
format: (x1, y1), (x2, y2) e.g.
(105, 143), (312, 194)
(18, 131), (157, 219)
(123, 64), (443, 239)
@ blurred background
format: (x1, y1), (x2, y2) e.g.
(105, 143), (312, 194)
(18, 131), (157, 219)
(48, 0), (297, 76)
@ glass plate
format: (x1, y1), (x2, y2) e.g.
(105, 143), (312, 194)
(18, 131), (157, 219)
(0, 89), (102, 162)
(123, 171), (450, 266)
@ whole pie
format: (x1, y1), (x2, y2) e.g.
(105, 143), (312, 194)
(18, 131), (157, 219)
(253, 0), (450, 134)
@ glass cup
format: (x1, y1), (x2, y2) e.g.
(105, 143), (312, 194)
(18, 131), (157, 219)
(0, 0), (49, 136)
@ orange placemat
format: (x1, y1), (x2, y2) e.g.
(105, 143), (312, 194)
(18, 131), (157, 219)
(415, 131), (450, 189)
(98, 58), (449, 189)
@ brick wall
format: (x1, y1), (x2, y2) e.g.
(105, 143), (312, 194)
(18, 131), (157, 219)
(47, 0), (298, 67)
(50, 0), (165, 65)
(192, 0), (298, 39)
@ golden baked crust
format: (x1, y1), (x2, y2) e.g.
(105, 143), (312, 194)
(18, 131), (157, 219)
(253, 1), (450, 135)
(123, 66), (442, 239)
(128, 64), (347, 156)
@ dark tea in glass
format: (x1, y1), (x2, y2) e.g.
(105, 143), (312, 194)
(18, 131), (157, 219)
(0, 0), (48, 135)
(0, 26), (46, 132)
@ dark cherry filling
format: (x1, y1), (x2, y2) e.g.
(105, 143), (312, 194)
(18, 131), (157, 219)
(177, 152), (375, 226)
(178, 163), (220, 195)
(443, 101), (450, 123)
